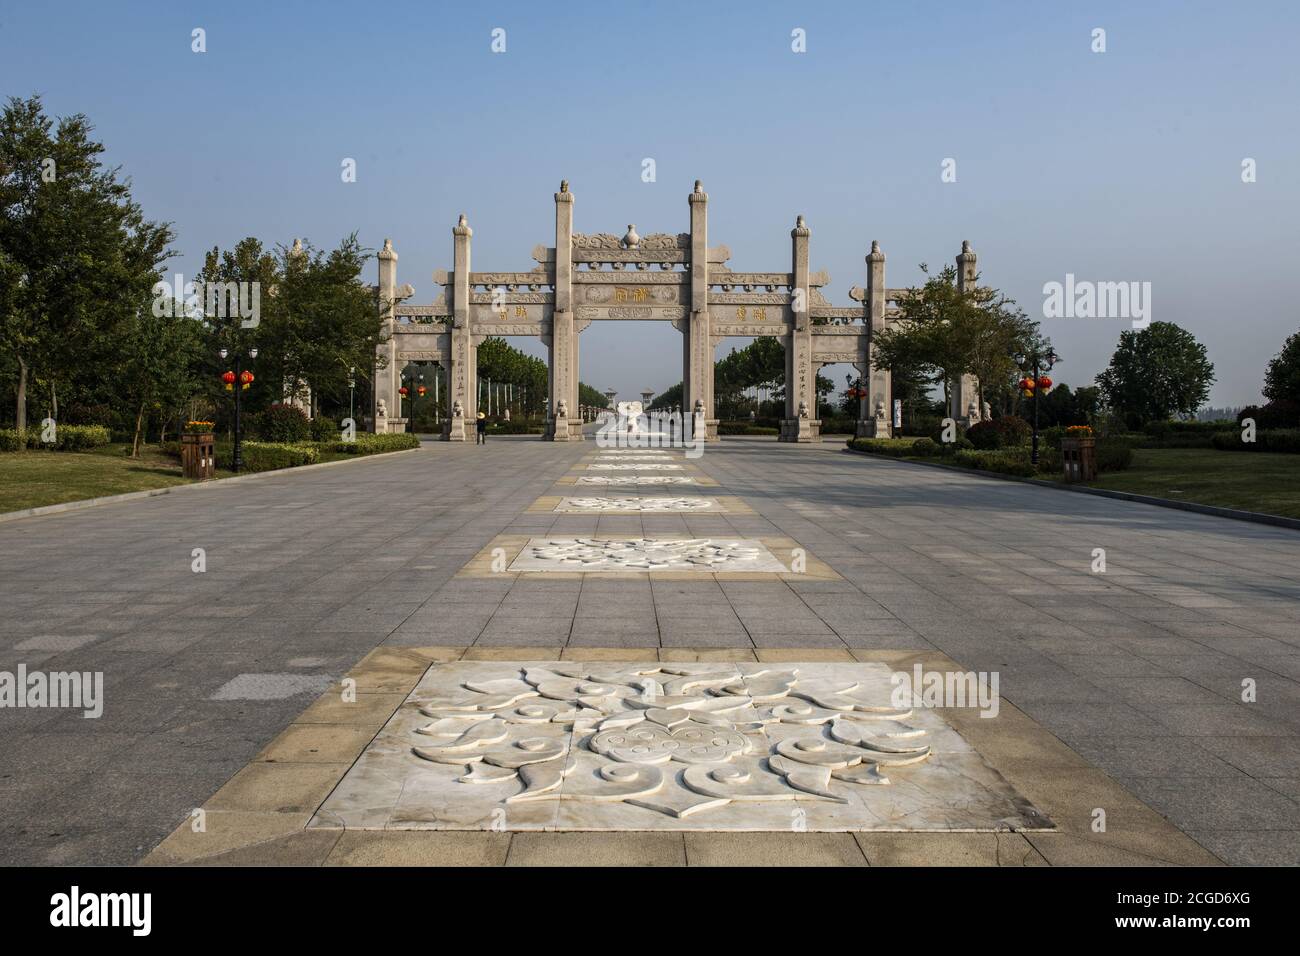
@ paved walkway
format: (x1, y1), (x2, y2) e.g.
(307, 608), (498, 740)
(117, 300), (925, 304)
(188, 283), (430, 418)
(1, 436), (1297, 864)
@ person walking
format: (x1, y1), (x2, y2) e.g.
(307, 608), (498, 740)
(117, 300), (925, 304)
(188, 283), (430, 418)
(475, 411), (487, 445)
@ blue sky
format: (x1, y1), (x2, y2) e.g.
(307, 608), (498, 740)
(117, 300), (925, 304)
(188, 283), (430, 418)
(3, 0), (1297, 405)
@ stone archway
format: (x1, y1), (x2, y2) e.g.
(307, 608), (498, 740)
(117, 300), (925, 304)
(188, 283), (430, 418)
(375, 180), (981, 442)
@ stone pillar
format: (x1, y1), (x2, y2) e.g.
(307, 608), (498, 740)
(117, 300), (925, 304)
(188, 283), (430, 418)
(858, 240), (891, 438)
(684, 180), (717, 441)
(548, 181), (580, 441)
(443, 215), (474, 441)
(780, 216), (819, 442)
(949, 240), (980, 427)
(375, 239), (402, 433)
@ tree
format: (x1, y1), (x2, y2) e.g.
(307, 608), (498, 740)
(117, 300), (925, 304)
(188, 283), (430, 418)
(0, 95), (173, 431)
(872, 263), (1041, 413)
(1096, 321), (1215, 426)
(120, 296), (203, 456)
(1263, 330), (1300, 405)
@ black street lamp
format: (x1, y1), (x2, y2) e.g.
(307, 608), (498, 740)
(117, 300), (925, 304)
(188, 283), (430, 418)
(219, 346), (257, 473)
(1013, 346), (1060, 466)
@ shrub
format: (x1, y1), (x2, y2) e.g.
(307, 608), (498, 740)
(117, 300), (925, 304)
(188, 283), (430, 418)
(963, 415), (1030, 450)
(911, 437), (938, 456)
(847, 437), (913, 457)
(486, 420), (546, 435)
(309, 416), (339, 442)
(964, 420), (1003, 449)
(953, 449), (1035, 477)
(938, 437), (975, 456)
(255, 404), (311, 443)
(1213, 428), (1300, 453)
(226, 441), (319, 472)
(2, 424), (112, 451)
(325, 433), (422, 454)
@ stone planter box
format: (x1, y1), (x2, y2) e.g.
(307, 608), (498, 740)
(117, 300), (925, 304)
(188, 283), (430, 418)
(1061, 436), (1096, 483)
(181, 432), (215, 480)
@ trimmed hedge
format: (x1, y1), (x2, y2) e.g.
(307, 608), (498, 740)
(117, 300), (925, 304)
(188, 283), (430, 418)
(846, 437), (914, 457)
(0, 425), (112, 452)
(954, 448), (1036, 477)
(226, 441), (320, 472)
(965, 416), (1031, 450)
(1211, 428), (1300, 454)
(325, 433), (422, 454)
(485, 420), (546, 434)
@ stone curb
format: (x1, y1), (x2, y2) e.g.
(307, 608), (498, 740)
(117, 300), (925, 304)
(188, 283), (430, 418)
(0, 446), (426, 525)
(843, 446), (1300, 533)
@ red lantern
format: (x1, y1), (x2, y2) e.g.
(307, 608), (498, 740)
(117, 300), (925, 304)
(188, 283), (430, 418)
(399, 386), (409, 397)
(1018, 377), (1033, 391)
(417, 385), (427, 397)
(240, 370), (254, 390)
(1037, 376), (1052, 390)
(222, 370), (236, 385)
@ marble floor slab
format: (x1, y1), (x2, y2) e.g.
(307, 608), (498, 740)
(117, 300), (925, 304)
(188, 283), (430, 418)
(587, 463), (684, 471)
(309, 661), (1051, 833)
(508, 537), (788, 573)
(553, 497), (724, 513)
(575, 476), (696, 486)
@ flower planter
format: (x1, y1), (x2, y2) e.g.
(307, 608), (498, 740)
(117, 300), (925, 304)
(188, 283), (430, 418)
(181, 432), (215, 480)
(1061, 436), (1096, 483)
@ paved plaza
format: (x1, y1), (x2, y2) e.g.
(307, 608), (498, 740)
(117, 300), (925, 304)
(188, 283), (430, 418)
(1, 436), (1298, 865)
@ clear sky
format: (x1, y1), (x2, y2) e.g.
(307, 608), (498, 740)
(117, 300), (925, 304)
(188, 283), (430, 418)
(3, 0), (1296, 406)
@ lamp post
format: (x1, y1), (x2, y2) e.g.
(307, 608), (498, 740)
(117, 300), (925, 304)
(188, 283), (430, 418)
(347, 366), (356, 424)
(1013, 347), (1060, 466)
(219, 346), (257, 473)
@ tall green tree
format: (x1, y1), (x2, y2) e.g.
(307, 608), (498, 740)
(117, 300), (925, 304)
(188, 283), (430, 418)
(1096, 321), (1215, 426)
(1263, 330), (1300, 405)
(0, 95), (173, 430)
(872, 263), (1041, 413)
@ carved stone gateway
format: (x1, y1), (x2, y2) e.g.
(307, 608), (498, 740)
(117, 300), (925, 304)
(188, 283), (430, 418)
(375, 182), (980, 442)
(310, 661), (1050, 831)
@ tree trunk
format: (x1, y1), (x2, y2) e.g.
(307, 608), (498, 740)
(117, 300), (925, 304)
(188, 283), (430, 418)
(50, 380), (58, 423)
(16, 356), (27, 433)
(131, 402), (145, 459)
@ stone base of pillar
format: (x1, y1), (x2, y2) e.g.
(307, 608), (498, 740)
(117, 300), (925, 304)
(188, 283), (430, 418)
(779, 418), (821, 442)
(442, 418), (468, 442)
(547, 417), (585, 441)
(704, 419), (719, 442)
(855, 418), (891, 438)
(382, 417), (408, 435)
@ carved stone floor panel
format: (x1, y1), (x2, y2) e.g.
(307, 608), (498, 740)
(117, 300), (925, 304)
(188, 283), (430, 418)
(575, 475), (697, 486)
(309, 661), (1051, 833)
(554, 496), (725, 513)
(508, 537), (788, 572)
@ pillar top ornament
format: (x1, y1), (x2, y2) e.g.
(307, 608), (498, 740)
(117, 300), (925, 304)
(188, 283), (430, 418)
(379, 237), (396, 260)
(622, 224), (640, 249)
(454, 214), (472, 237)
(957, 239), (976, 261)
(868, 239), (884, 262)
(689, 179), (707, 203)
(556, 180), (573, 203)
(792, 215), (810, 238)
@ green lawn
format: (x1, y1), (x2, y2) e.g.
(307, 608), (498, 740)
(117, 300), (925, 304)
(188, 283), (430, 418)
(0, 443), (209, 512)
(1087, 447), (1300, 519)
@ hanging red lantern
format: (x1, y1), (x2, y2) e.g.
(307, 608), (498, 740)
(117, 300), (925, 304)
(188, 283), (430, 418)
(1037, 376), (1052, 390)
(399, 386), (409, 397)
(240, 370), (254, 390)
(417, 385), (427, 397)
(1018, 377), (1033, 391)
(222, 370), (236, 385)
